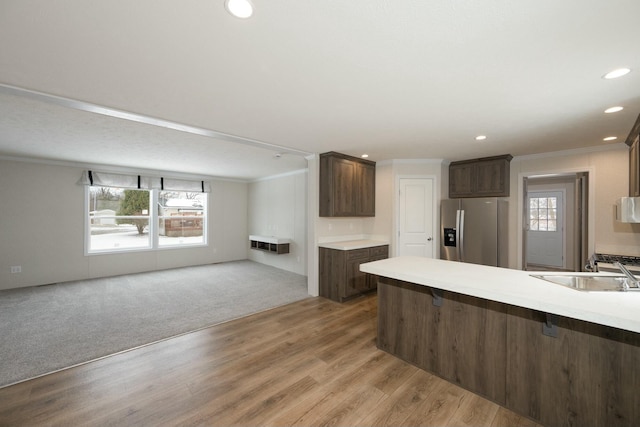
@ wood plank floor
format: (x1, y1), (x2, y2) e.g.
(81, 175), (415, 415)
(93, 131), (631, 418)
(0, 294), (541, 427)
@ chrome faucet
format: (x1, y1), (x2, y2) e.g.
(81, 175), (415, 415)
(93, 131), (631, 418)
(614, 262), (640, 291)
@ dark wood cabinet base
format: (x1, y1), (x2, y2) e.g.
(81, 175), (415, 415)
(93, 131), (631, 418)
(319, 245), (388, 302)
(377, 277), (640, 427)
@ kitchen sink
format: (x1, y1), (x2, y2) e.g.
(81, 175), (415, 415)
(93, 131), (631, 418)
(530, 274), (640, 292)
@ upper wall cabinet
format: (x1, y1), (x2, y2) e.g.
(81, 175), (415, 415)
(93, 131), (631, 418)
(626, 114), (640, 197)
(319, 152), (376, 217)
(449, 154), (513, 198)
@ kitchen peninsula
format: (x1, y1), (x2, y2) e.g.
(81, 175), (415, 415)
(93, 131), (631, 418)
(361, 257), (640, 427)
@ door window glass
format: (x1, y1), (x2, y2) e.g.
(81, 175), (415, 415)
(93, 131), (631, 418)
(529, 196), (557, 231)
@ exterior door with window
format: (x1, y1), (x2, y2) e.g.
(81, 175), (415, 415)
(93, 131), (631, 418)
(526, 191), (564, 268)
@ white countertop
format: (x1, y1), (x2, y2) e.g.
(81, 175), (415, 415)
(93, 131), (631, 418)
(249, 235), (291, 244)
(319, 239), (389, 251)
(360, 256), (640, 334)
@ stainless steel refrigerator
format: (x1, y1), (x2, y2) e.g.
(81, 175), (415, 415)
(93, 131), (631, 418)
(440, 198), (509, 267)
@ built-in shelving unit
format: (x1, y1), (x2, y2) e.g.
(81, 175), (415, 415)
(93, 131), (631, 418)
(249, 235), (290, 255)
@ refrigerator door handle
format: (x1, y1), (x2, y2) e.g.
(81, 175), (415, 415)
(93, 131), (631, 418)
(455, 209), (460, 260)
(458, 209), (465, 262)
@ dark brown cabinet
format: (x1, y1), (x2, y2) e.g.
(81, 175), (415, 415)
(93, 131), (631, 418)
(626, 114), (640, 197)
(449, 161), (475, 197)
(319, 245), (388, 302)
(449, 154), (512, 198)
(319, 152), (376, 217)
(630, 135), (639, 197)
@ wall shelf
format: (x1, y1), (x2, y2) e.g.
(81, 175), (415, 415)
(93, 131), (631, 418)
(249, 235), (291, 255)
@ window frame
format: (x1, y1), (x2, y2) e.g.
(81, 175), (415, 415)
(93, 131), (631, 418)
(85, 186), (208, 255)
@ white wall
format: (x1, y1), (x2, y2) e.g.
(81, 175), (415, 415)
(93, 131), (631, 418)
(0, 158), (249, 290)
(247, 170), (307, 276)
(510, 144), (640, 267)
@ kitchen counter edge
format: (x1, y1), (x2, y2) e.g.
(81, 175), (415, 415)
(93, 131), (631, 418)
(318, 239), (389, 251)
(361, 256), (640, 334)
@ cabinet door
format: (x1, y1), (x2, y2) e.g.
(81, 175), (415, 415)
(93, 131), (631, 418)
(449, 163), (475, 198)
(366, 255), (388, 291)
(319, 248), (344, 302)
(364, 246), (389, 292)
(343, 249), (369, 297)
(345, 260), (368, 297)
(630, 136), (639, 197)
(320, 156), (357, 217)
(356, 162), (376, 216)
(331, 157), (357, 216)
(475, 158), (510, 197)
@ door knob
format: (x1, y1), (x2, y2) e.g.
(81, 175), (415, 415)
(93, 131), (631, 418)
(427, 237), (433, 241)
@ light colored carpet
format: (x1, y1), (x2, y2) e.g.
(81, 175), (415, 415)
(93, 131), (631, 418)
(0, 260), (309, 388)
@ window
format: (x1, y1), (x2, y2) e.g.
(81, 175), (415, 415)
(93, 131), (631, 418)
(88, 187), (151, 252)
(529, 196), (557, 231)
(158, 191), (206, 247)
(83, 171), (209, 254)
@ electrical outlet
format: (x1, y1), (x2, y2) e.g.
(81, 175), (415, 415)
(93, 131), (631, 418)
(10, 266), (22, 274)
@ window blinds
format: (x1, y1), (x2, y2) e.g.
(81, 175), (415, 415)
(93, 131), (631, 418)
(78, 170), (211, 192)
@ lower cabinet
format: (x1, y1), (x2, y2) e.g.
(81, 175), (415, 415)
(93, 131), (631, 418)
(319, 245), (388, 302)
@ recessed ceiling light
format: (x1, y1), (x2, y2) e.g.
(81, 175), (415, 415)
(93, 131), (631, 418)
(604, 106), (624, 114)
(475, 135), (487, 141)
(603, 136), (617, 141)
(225, 0), (253, 18)
(603, 68), (631, 79)
(361, 154), (369, 158)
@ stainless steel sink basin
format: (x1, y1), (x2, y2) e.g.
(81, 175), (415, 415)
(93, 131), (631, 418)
(530, 274), (637, 292)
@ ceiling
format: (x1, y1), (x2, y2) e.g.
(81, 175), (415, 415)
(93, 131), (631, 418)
(1, 0), (639, 180)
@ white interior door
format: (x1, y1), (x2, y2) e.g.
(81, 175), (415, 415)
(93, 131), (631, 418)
(398, 178), (434, 258)
(526, 190), (565, 268)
